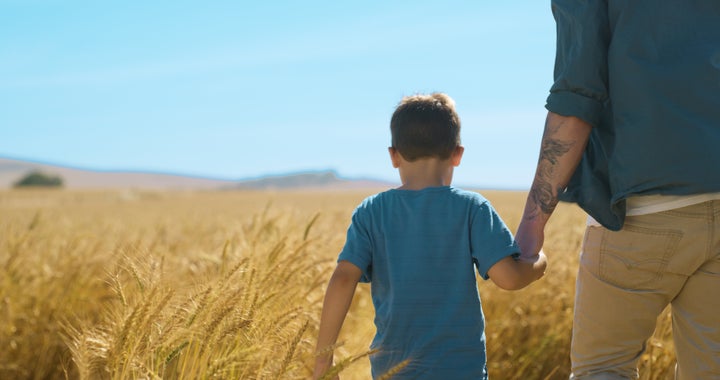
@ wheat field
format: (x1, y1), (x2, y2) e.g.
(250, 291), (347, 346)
(0, 189), (676, 379)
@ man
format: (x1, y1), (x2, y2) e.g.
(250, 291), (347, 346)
(515, 1), (720, 379)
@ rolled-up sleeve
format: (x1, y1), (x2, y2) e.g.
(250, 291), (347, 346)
(546, 0), (610, 128)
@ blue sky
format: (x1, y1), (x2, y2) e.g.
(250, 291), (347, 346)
(1, 1), (556, 189)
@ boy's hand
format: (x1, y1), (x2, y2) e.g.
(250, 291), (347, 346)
(519, 250), (547, 281)
(312, 355), (338, 380)
(487, 251), (547, 290)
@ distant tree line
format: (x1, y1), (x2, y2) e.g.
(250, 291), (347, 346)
(13, 171), (64, 188)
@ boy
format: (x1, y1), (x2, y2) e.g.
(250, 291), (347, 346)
(313, 93), (547, 379)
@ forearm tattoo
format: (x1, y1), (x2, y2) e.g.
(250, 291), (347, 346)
(527, 129), (574, 218)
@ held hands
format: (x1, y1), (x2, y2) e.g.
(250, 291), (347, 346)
(517, 250), (547, 281)
(487, 250), (548, 290)
(515, 216), (548, 282)
(515, 218), (545, 261)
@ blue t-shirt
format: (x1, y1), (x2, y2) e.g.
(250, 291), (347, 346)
(338, 186), (519, 379)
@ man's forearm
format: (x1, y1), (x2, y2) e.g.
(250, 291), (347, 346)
(524, 112), (592, 223)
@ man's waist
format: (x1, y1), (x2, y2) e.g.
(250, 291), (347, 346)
(586, 192), (720, 226)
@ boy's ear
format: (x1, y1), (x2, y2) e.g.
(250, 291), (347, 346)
(388, 147), (401, 168)
(452, 146), (464, 166)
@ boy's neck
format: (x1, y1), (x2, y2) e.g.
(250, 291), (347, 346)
(396, 158), (455, 191)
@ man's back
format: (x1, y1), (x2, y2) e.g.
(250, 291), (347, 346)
(549, 0), (720, 229)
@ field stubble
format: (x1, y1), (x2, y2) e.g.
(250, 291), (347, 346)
(0, 189), (675, 379)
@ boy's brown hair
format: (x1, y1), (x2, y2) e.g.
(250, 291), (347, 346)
(390, 93), (461, 161)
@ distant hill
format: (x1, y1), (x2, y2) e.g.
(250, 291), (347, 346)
(0, 157), (395, 190)
(232, 170), (395, 190)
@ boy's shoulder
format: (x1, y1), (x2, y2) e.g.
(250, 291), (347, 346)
(356, 191), (384, 207)
(449, 187), (489, 203)
(356, 187), (490, 209)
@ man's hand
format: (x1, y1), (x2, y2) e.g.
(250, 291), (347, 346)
(516, 218), (546, 261)
(517, 250), (548, 282)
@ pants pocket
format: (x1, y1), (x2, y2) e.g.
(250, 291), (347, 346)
(698, 253), (720, 276)
(598, 224), (682, 290)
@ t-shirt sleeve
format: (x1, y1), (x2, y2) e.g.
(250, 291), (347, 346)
(546, 0), (610, 127)
(470, 201), (520, 280)
(337, 205), (373, 283)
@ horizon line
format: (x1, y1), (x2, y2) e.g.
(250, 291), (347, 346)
(0, 153), (528, 191)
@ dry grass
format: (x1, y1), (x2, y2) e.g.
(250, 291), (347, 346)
(0, 189), (676, 379)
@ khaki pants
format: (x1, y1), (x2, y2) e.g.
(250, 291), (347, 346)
(570, 200), (720, 380)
